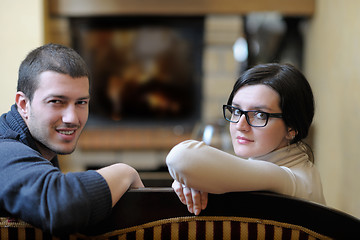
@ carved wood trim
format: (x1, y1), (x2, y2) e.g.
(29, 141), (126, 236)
(49, 0), (315, 17)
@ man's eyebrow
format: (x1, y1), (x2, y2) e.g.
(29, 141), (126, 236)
(43, 95), (67, 100)
(78, 95), (91, 100)
(44, 95), (90, 100)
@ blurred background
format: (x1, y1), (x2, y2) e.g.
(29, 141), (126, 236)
(1, 0), (360, 218)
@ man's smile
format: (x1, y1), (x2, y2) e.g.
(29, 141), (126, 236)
(57, 130), (75, 135)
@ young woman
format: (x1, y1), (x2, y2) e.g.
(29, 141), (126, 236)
(166, 63), (325, 215)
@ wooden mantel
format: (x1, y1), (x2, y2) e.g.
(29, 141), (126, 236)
(77, 127), (192, 151)
(49, 0), (315, 17)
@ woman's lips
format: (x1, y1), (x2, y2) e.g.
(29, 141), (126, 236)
(236, 136), (254, 144)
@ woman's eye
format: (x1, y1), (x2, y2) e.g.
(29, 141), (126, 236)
(233, 109), (241, 116)
(254, 112), (267, 120)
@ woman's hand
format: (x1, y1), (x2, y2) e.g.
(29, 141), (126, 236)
(172, 180), (208, 215)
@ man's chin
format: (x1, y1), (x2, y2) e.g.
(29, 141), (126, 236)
(35, 139), (78, 158)
(49, 143), (77, 155)
(56, 147), (76, 155)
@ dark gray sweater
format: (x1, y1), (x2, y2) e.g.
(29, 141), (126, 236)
(0, 105), (112, 235)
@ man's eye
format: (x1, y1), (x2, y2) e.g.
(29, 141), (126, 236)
(77, 100), (88, 105)
(49, 100), (62, 104)
(254, 112), (267, 120)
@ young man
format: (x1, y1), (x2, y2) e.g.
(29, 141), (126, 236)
(0, 44), (144, 235)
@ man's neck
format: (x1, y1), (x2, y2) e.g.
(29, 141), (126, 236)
(35, 142), (57, 161)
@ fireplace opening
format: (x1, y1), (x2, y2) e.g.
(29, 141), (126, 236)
(70, 16), (204, 128)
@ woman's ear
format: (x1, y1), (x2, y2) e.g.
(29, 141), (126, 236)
(15, 91), (30, 120)
(286, 127), (297, 141)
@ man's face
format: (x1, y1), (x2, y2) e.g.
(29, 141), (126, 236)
(23, 71), (90, 159)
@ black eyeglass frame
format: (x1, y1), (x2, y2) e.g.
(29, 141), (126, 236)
(222, 105), (283, 127)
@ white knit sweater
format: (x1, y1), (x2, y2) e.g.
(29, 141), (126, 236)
(166, 140), (325, 205)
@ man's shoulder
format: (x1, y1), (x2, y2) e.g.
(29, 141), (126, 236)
(0, 136), (24, 145)
(0, 137), (22, 145)
(0, 138), (38, 155)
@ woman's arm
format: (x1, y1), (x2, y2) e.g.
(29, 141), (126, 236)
(166, 140), (293, 196)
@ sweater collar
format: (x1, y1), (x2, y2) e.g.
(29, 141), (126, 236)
(249, 142), (309, 167)
(0, 104), (59, 166)
(1, 104), (39, 151)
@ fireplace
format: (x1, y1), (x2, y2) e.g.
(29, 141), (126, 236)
(47, 1), (314, 174)
(70, 16), (204, 129)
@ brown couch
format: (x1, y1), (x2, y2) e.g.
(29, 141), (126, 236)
(1, 188), (359, 239)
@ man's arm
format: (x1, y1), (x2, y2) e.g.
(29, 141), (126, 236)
(0, 141), (143, 233)
(96, 163), (144, 207)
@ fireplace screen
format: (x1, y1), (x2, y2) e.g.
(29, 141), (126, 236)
(70, 17), (204, 127)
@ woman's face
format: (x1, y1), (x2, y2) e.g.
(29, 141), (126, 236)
(229, 84), (293, 158)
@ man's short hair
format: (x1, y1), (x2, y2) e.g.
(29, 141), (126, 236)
(17, 43), (90, 101)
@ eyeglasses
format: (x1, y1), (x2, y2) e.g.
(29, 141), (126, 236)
(223, 105), (283, 127)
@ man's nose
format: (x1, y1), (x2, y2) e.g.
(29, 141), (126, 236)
(62, 105), (79, 124)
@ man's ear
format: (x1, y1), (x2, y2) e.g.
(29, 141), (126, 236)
(15, 91), (30, 120)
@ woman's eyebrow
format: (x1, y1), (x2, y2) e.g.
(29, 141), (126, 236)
(253, 106), (274, 111)
(232, 103), (273, 111)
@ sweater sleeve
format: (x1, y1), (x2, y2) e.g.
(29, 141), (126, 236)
(166, 140), (294, 195)
(0, 140), (112, 235)
(281, 163), (326, 204)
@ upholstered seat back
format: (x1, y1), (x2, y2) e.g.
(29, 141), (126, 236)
(1, 216), (330, 240)
(93, 216), (331, 240)
(1, 189), (359, 239)
(1, 217), (52, 240)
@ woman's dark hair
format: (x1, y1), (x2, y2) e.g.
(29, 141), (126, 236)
(227, 63), (314, 146)
(17, 43), (90, 101)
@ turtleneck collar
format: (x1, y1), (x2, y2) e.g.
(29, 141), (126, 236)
(249, 142), (310, 168)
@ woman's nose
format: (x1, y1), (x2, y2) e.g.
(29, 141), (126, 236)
(236, 114), (250, 130)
